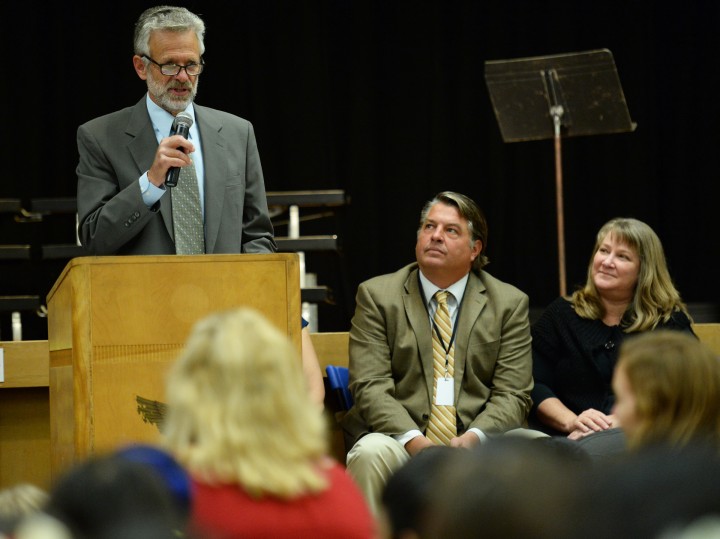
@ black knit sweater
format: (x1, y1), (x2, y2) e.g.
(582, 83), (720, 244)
(529, 296), (694, 435)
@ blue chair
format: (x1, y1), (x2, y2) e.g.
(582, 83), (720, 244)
(325, 365), (354, 411)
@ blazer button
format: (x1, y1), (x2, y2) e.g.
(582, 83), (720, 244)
(422, 414), (429, 420)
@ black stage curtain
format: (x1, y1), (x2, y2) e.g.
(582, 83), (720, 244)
(3, 1), (718, 334)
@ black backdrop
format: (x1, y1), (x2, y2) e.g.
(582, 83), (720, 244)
(3, 1), (719, 336)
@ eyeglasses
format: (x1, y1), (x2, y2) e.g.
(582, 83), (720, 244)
(142, 55), (204, 76)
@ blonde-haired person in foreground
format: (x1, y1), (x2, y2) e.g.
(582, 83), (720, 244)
(530, 218), (694, 456)
(613, 330), (720, 451)
(163, 308), (376, 539)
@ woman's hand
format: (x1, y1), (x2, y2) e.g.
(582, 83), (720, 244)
(567, 408), (614, 439)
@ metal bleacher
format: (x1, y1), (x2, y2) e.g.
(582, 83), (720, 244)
(0, 190), (349, 340)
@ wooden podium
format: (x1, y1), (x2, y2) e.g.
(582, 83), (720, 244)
(46, 253), (300, 480)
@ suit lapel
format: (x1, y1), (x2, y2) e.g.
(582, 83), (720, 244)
(123, 100), (230, 249)
(126, 96), (175, 240)
(453, 272), (487, 401)
(194, 105), (226, 254)
(402, 269), (436, 400)
(126, 98), (175, 240)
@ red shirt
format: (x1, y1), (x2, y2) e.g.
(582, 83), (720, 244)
(190, 462), (375, 539)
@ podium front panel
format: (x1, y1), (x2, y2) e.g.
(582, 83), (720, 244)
(47, 254), (300, 478)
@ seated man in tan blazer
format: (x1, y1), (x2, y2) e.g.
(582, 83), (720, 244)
(342, 191), (533, 518)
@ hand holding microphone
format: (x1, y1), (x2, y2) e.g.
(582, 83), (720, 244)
(147, 111), (195, 188)
(165, 112), (194, 188)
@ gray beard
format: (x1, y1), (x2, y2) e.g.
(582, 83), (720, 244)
(146, 74), (199, 114)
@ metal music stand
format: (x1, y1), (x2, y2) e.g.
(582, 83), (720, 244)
(484, 49), (636, 296)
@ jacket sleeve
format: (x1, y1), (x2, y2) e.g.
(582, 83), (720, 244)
(467, 290), (534, 433)
(76, 122), (160, 255)
(239, 122), (276, 254)
(347, 282), (422, 437)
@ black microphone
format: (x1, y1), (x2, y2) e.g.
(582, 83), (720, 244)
(165, 111), (194, 188)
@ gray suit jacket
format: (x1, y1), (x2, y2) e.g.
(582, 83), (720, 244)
(342, 263), (533, 446)
(76, 97), (276, 255)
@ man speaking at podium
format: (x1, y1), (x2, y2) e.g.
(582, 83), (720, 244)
(76, 6), (275, 256)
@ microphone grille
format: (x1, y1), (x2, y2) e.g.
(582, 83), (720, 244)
(172, 111), (194, 129)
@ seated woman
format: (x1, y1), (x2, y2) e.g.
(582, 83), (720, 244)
(162, 308), (375, 539)
(612, 330), (720, 451)
(530, 218), (694, 443)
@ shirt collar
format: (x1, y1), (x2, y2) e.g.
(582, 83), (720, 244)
(418, 270), (469, 308)
(145, 94), (196, 140)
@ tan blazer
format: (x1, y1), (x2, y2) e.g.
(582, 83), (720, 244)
(77, 97), (275, 256)
(342, 263), (533, 446)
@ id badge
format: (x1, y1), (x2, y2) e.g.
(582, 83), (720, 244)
(436, 376), (454, 406)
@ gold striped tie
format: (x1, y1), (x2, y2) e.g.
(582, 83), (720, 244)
(426, 290), (457, 445)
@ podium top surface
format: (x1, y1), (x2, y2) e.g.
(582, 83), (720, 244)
(46, 253), (299, 303)
(46, 252), (302, 353)
(485, 49), (636, 142)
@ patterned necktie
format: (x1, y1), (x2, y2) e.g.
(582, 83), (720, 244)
(426, 290), (457, 445)
(171, 159), (205, 255)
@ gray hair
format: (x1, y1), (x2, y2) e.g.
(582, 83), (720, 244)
(133, 6), (206, 57)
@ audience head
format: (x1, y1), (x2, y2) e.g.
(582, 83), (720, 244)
(577, 441), (720, 539)
(163, 307), (329, 498)
(0, 483), (48, 536)
(42, 452), (186, 539)
(415, 438), (588, 539)
(573, 217), (688, 331)
(613, 331), (720, 451)
(381, 446), (456, 538)
(115, 443), (192, 518)
(13, 513), (72, 539)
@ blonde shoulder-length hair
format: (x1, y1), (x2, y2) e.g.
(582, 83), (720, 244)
(162, 308), (328, 499)
(617, 331), (720, 451)
(572, 217), (690, 332)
